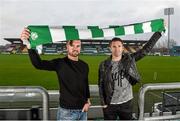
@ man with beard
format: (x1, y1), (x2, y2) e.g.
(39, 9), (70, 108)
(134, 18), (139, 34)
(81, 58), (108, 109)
(20, 28), (91, 120)
(98, 32), (162, 120)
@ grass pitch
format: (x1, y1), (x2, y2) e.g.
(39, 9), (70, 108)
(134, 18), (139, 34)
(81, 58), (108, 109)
(0, 54), (180, 92)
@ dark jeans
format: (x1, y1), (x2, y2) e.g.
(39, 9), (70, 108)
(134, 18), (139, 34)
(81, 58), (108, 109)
(103, 100), (133, 120)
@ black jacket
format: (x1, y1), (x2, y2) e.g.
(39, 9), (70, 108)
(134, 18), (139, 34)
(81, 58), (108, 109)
(98, 32), (162, 105)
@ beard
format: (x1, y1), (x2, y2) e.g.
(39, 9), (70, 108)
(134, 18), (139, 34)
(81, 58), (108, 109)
(68, 50), (80, 57)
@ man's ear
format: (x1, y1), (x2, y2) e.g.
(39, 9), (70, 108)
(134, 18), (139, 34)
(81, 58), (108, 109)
(66, 42), (69, 50)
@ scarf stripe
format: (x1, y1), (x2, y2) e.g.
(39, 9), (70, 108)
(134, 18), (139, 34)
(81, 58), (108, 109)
(28, 18), (165, 48)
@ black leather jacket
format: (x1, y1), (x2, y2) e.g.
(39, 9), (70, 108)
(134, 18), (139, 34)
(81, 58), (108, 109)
(98, 32), (162, 105)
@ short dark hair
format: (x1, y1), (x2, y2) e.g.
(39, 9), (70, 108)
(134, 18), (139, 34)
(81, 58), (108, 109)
(109, 37), (123, 46)
(66, 40), (81, 46)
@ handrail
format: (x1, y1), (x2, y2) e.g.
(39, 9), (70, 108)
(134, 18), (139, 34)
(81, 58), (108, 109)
(0, 86), (49, 120)
(138, 82), (180, 120)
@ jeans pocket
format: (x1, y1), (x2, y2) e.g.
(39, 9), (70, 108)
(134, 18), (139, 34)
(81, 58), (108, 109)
(80, 112), (87, 120)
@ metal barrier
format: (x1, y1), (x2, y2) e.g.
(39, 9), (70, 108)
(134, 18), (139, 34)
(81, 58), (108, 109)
(0, 86), (49, 120)
(138, 82), (180, 120)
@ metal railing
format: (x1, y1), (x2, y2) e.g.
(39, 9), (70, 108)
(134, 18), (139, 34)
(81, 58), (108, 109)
(0, 86), (49, 120)
(138, 82), (180, 120)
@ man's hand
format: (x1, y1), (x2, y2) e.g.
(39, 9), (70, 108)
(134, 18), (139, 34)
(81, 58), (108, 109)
(20, 28), (31, 49)
(82, 99), (91, 112)
(20, 28), (30, 41)
(103, 105), (108, 108)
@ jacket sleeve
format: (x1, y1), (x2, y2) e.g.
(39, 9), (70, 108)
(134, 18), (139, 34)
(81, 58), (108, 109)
(98, 62), (106, 106)
(131, 32), (162, 61)
(28, 49), (57, 71)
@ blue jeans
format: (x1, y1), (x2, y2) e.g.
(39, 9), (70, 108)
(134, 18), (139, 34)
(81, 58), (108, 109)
(57, 107), (87, 120)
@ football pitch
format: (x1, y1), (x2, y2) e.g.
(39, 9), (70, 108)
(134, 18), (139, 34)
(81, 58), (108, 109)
(0, 54), (180, 92)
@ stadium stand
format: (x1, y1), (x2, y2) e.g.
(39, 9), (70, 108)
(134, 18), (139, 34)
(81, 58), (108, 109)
(170, 46), (180, 56)
(3, 38), (148, 55)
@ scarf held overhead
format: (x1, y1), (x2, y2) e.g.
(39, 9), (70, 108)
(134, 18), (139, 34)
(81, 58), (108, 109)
(27, 19), (165, 49)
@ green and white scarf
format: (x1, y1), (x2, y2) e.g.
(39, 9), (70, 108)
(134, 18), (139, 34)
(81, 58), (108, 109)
(27, 18), (165, 49)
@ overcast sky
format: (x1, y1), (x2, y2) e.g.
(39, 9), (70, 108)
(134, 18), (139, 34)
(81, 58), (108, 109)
(0, 0), (179, 45)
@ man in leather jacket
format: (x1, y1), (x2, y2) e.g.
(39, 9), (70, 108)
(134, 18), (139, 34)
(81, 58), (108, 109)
(98, 32), (162, 120)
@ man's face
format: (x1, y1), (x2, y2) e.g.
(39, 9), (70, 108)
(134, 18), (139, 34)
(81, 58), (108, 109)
(66, 40), (81, 57)
(110, 41), (124, 57)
